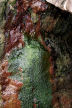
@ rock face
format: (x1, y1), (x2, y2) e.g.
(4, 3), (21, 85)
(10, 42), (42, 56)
(8, 38), (52, 108)
(0, 0), (72, 108)
(0, 32), (5, 59)
(46, 0), (72, 13)
(0, 0), (6, 59)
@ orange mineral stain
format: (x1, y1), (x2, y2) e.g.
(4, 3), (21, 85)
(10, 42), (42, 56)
(3, 0), (55, 108)
(0, 60), (23, 108)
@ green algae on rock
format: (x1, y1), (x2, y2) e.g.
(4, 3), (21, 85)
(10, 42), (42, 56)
(7, 37), (52, 108)
(0, 0), (72, 108)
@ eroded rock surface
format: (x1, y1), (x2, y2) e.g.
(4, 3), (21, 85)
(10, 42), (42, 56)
(0, 0), (72, 108)
(46, 0), (72, 13)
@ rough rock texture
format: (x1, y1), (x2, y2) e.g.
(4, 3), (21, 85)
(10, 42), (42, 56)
(0, 0), (72, 108)
(0, 32), (5, 59)
(46, 0), (72, 13)
(7, 37), (52, 108)
(0, 0), (5, 59)
(0, 0), (6, 107)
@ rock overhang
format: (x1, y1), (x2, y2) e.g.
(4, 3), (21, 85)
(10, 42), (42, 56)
(46, 0), (72, 13)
